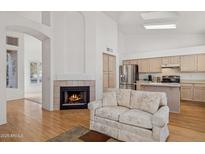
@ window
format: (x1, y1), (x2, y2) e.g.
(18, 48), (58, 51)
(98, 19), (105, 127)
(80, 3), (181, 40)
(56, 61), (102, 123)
(6, 36), (19, 46)
(30, 62), (42, 84)
(6, 50), (18, 88)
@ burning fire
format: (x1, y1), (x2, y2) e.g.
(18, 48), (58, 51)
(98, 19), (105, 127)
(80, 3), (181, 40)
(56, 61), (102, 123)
(69, 94), (81, 102)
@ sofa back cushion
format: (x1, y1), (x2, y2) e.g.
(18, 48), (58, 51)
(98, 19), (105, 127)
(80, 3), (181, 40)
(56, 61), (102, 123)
(130, 91), (161, 114)
(116, 89), (131, 108)
(102, 92), (118, 107)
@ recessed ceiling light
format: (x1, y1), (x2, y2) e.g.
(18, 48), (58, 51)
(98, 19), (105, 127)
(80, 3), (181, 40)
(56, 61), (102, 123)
(144, 24), (176, 30)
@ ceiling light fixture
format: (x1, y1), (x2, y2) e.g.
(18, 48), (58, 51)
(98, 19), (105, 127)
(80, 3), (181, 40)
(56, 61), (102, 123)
(144, 24), (176, 30)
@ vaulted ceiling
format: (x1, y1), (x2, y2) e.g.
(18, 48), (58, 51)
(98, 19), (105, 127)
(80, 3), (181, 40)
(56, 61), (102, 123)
(104, 11), (205, 35)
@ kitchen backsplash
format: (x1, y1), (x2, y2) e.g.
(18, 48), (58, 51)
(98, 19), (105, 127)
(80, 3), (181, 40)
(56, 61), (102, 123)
(139, 68), (205, 81)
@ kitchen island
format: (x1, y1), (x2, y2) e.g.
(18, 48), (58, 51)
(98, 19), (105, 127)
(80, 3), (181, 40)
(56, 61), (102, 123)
(136, 81), (181, 113)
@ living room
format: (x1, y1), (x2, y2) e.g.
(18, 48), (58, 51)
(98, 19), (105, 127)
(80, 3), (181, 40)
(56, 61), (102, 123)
(0, 0), (205, 153)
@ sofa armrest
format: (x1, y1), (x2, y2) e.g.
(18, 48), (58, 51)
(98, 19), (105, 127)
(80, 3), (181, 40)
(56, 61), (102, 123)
(88, 100), (102, 110)
(152, 106), (169, 127)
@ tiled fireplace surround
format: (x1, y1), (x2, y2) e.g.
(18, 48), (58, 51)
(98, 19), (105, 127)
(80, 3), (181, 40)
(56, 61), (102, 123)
(53, 80), (96, 110)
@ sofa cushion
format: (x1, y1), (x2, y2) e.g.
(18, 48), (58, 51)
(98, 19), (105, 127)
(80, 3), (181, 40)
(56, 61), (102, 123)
(95, 106), (129, 121)
(102, 92), (117, 107)
(119, 109), (153, 129)
(130, 91), (161, 114)
(117, 89), (131, 108)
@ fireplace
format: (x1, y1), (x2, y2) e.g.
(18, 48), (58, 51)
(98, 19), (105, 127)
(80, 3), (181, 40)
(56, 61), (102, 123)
(60, 86), (90, 110)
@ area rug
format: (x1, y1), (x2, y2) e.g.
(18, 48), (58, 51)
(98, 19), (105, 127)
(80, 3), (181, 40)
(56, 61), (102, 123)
(47, 125), (118, 142)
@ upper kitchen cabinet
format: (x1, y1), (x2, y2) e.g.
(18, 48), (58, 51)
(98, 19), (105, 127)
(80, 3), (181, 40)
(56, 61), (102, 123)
(123, 60), (129, 64)
(162, 56), (180, 66)
(170, 56), (180, 65)
(123, 59), (138, 65)
(149, 58), (162, 73)
(138, 59), (150, 73)
(197, 54), (205, 72)
(161, 57), (169, 65)
(180, 55), (197, 72)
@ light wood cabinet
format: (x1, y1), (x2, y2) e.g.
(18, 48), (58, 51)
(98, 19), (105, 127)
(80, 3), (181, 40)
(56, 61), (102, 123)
(162, 56), (180, 65)
(181, 84), (193, 101)
(123, 59), (138, 65)
(103, 72), (109, 89)
(170, 56), (180, 65)
(162, 57), (170, 65)
(181, 83), (205, 102)
(103, 53), (116, 91)
(138, 59), (149, 73)
(193, 84), (205, 102)
(108, 55), (116, 72)
(123, 53), (204, 73)
(108, 72), (116, 88)
(103, 54), (109, 72)
(123, 60), (130, 65)
(149, 58), (161, 73)
(197, 54), (205, 72)
(180, 55), (197, 72)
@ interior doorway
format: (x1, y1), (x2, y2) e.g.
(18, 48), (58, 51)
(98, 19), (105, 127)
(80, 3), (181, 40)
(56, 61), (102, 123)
(6, 32), (43, 104)
(24, 34), (42, 104)
(5, 25), (52, 111)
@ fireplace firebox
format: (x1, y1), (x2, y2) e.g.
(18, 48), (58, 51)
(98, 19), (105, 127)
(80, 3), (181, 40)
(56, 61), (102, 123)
(60, 86), (90, 110)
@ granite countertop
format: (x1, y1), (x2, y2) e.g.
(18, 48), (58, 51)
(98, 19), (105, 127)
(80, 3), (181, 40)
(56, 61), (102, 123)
(180, 80), (205, 84)
(137, 82), (181, 87)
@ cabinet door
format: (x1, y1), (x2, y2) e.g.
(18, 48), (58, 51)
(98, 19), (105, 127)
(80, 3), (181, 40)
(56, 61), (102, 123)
(197, 54), (205, 72)
(103, 72), (109, 91)
(170, 56), (180, 65)
(162, 57), (170, 65)
(131, 59), (138, 65)
(181, 84), (193, 100)
(149, 58), (161, 73)
(103, 54), (109, 72)
(108, 72), (116, 88)
(138, 59), (149, 73)
(193, 84), (205, 102)
(180, 55), (197, 72)
(108, 55), (116, 72)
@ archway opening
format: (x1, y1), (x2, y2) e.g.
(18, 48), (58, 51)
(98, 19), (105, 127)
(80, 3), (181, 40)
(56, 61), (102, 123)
(6, 25), (52, 111)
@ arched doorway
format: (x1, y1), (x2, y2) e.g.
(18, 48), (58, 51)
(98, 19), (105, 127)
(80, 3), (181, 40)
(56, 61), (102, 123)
(0, 13), (53, 125)
(6, 25), (52, 111)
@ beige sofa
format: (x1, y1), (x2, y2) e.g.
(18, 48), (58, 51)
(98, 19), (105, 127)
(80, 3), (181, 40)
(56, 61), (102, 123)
(88, 89), (169, 142)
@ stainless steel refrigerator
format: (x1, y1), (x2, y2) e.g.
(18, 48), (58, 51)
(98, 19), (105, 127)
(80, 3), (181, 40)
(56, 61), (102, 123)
(119, 64), (139, 90)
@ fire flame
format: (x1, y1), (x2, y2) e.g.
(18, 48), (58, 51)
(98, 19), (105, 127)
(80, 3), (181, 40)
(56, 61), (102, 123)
(69, 94), (81, 102)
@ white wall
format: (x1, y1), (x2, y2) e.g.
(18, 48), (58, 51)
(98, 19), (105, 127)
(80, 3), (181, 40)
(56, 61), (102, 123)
(53, 12), (87, 77)
(24, 34), (42, 98)
(118, 32), (126, 65)
(12, 11), (42, 24)
(53, 12), (119, 99)
(6, 32), (25, 101)
(96, 12), (119, 99)
(121, 34), (205, 54)
(0, 12), (53, 125)
(119, 33), (205, 81)
(0, 24), (7, 125)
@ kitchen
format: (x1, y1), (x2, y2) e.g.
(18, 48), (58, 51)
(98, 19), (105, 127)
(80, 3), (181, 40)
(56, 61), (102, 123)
(120, 53), (205, 113)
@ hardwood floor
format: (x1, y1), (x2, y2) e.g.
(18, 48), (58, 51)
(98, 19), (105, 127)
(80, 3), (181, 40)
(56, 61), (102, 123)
(168, 101), (205, 141)
(0, 99), (204, 141)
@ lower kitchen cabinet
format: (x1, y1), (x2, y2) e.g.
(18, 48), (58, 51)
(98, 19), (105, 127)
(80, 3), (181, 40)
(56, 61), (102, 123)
(181, 84), (193, 101)
(181, 83), (205, 102)
(193, 84), (205, 102)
